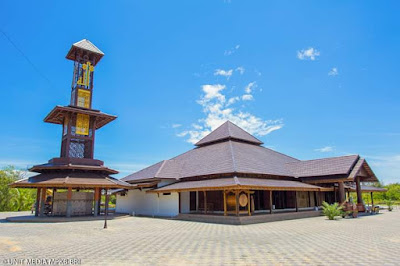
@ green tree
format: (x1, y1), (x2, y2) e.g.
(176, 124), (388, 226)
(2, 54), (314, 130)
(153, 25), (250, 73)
(0, 166), (36, 212)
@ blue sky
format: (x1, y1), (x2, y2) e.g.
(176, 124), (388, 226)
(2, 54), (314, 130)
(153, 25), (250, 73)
(0, 1), (399, 184)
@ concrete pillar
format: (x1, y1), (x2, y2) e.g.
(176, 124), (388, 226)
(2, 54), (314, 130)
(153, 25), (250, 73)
(66, 187), (72, 217)
(338, 182), (345, 203)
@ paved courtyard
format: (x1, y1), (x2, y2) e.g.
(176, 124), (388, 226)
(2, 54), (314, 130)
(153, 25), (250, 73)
(1, 211), (399, 265)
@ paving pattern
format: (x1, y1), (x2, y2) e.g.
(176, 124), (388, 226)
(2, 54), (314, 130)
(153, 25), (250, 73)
(1, 210), (399, 265)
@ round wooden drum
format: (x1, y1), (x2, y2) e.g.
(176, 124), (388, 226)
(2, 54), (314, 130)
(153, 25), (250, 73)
(239, 193), (248, 207)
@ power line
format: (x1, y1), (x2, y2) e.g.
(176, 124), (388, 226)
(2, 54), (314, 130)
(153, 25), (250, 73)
(0, 29), (52, 85)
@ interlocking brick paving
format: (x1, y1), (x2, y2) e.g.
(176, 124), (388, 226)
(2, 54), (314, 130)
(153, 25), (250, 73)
(1, 210), (399, 265)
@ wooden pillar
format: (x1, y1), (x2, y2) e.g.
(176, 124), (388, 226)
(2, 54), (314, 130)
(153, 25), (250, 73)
(295, 191), (298, 212)
(51, 189), (56, 216)
(314, 191), (317, 207)
(269, 190), (273, 214)
(98, 189), (102, 215)
(104, 189), (109, 229)
(66, 187), (72, 217)
(105, 189), (109, 215)
(235, 190), (239, 216)
(94, 188), (100, 216)
(371, 192), (374, 207)
(223, 191), (227, 216)
(178, 192), (181, 214)
(35, 188), (41, 217)
(39, 187), (46, 216)
(196, 191), (199, 212)
(334, 187), (337, 203)
(356, 176), (363, 204)
(203, 191), (207, 214)
(338, 182), (345, 203)
(247, 191), (251, 216)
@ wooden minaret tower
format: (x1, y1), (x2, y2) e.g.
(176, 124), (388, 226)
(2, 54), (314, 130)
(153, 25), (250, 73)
(11, 40), (130, 217)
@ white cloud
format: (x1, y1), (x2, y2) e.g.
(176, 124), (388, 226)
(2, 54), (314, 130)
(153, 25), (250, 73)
(236, 66), (245, 75)
(224, 44), (240, 56)
(328, 67), (339, 76)
(200, 84), (226, 103)
(242, 94), (253, 101)
(297, 47), (320, 61)
(314, 146), (334, 152)
(172, 124), (182, 128)
(244, 82), (256, 94)
(214, 69), (233, 79)
(178, 83), (283, 144)
(227, 96), (240, 106)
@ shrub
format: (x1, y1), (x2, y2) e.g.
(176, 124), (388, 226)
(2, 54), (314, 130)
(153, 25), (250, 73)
(386, 199), (394, 211)
(322, 201), (343, 220)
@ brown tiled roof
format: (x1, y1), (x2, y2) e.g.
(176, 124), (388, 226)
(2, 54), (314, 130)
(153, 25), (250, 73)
(66, 39), (104, 65)
(122, 140), (298, 182)
(10, 172), (132, 189)
(348, 185), (387, 193)
(195, 121), (263, 146)
(347, 158), (378, 182)
(148, 177), (322, 193)
(44, 106), (117, 130)
(122, 160), (167, 182)
(122, 122), (379, 183)
(286, 155), (359, 178)
(30, 163), (118, 174)
(348, 158), (364, 178)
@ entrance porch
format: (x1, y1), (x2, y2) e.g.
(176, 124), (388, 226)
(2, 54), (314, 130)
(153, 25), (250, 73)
(148, 176), (329, 223)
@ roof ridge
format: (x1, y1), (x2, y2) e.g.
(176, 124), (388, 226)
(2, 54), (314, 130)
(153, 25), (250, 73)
(287, 154), (359, 164)
(229, 140), (237, 173)
(195, 121), (263, 147)
(227, 121), (232, 137)
(154, 160), (168, 177)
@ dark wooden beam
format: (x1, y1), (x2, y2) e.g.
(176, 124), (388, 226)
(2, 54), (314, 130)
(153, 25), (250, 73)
(35, 188), (41, 217)
(39, 187), (46, 217)
(223, 190), (227, 216)
(204, 191), (207, 214)
(235, 190), (239, 216)
(247, 191), (251, 216)
(356, 177), (363, 204)
(269, 190), (273, 214)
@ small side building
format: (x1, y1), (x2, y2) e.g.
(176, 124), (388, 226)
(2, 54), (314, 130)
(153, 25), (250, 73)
(116, 121), (381, 223)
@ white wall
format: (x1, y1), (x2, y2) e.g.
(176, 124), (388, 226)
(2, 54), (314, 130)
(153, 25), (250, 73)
(116, 180), (180, 217)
